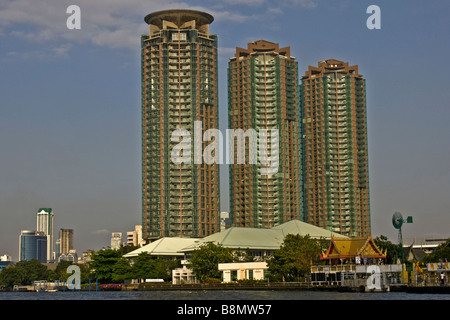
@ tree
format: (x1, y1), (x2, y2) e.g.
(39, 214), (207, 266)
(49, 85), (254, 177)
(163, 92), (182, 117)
(0, 259), (55, 287)
(131, 252), (155, 280)
(189, 243), (233, 282)
(112, 257), (133, 283)
(14, 259), (54, 284)
(129, 252), (181, 282)
(373, 235), (400, 264)
(267, 234), (324, 282)
(0, 265), (26, 287)
(233, 248), (256, 262)
(55, 260), (73, 281)
(119, 244), (139, 256)
(89, 249), (122, 284)
(422, 238), (450, 264)
(150, 258), (181, 281)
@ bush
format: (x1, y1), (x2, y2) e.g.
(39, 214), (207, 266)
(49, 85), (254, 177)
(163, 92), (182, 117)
(203, 277), (222, 284)
(98, 283), (122, 291)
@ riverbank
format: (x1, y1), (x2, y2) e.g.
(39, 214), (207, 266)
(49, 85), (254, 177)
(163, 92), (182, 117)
(124, 282), (450, 294)
(3, 282), (450, 294)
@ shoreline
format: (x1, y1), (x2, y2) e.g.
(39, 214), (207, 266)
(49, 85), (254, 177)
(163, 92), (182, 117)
(4, 282), (450, 294)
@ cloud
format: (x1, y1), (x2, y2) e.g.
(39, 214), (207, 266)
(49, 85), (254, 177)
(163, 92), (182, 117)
(0, 0), (263, 54)
(220, 0), (265, 6)
(0, 0), (180, 51)
(52, 43), (73, 57)
(4, 43), (72, 61)
(91, 228), (111, 236)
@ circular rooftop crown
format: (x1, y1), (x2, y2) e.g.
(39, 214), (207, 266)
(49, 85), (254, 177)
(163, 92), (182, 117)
(144, 9), (214, 28)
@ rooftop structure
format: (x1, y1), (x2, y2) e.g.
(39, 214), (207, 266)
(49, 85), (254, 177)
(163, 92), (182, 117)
(123, 237), (198, 259)
(124, 220), (345, 260)
(181, 220), (345, 256)
(320, 236), (386, 261)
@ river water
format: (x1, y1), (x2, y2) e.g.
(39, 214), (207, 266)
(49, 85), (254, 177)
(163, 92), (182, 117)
(0, 290), (449, 300)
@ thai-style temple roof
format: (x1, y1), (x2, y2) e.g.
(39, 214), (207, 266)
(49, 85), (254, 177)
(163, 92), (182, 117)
(320, 236), (387, 260)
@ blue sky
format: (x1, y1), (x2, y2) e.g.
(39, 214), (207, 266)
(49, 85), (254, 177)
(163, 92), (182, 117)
(0, 0), (449, 260)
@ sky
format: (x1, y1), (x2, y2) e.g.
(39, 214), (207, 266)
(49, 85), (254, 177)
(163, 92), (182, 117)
(0, 0), (449, 261)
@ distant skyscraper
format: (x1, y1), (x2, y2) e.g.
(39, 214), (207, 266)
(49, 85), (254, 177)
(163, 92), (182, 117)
(19, 230), (47, 263)
(59, 229), (74, 255)
(36, 208), (54, 261)
(111, 232), (122, 250)
(228, 40), (302, 228)
(141, 9), (220, 241)
(300, 59), (370, 237)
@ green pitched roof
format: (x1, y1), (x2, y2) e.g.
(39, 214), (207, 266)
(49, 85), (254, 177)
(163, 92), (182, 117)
(124, 220), (347, 258)
(181, 220), (346, 252)
(123, 237), (198, 258)
(37, 208), (53, 213)
(271, 220), (344, 239)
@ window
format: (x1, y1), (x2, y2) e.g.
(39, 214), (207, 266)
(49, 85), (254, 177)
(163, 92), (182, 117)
(172, 32), (186, 41)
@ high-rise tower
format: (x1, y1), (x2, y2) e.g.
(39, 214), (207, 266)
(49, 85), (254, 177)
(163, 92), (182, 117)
(59, 228), (74, 255)
(300, 59), (370, 237)
(19, 230), (47, 263)
(36, 208), (54, 262)
(228, 40), (302, 228)
(141, 10), (219, 241)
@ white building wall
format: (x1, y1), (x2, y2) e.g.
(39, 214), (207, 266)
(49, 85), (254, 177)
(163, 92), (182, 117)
(218, 262), (268, 282)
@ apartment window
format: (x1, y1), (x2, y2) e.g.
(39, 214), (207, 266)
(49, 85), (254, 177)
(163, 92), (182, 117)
(172, 32), (187, 41)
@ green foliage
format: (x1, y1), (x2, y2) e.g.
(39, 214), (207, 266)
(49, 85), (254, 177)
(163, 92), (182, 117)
(373, 235), (400, 264)
(88, 249), (122, 284)
(422, 238), (450, 263)
(131, 252), (154, 280)
(0, 265), (27, 287)
(150, 258), (181, 281)
(0, 259), (53, 287)
(118, 244), (139, 256)
(15, 259), (54, 284)
(112, 257), (133, 283)
(189, 243), (233, 282)
(119, 252), (181, 282)
(233, 249), (255, 262)
(88, 248), (175, 284)
(267, 234), (324, 282)
(54, 260), (90, 284)
(0, 248), (184, 287)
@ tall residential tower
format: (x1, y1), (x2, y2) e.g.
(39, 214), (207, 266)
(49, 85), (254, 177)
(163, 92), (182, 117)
(228, 40), (302, 228)
(141, 10), (220, 241)
(300, 59), (370, 237)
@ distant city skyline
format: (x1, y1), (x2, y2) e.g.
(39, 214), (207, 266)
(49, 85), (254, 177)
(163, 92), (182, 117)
(1, 1), (450, 261)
